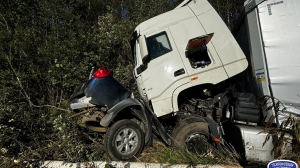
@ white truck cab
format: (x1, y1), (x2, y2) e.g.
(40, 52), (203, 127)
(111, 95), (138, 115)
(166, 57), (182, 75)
(132, 0), (247, 117)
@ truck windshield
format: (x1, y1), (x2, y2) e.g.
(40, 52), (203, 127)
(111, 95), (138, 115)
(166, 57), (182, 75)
(146, 32), (172, 60)
(130, 31), (138, 66)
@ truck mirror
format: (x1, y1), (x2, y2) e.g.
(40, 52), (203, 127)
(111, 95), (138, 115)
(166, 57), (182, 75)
(137, 64), (147, 75)
(138, 35), (149, 64)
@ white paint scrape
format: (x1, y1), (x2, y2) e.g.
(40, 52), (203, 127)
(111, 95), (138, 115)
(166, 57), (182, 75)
(42, 161), (241, 168)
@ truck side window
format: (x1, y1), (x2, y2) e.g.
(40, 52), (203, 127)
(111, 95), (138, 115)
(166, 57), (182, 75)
(186, 46), (211, 69)
(146, 32), (172, 60)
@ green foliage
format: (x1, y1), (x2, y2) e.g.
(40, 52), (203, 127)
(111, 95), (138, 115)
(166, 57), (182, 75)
(0, 0), (245, 165)
(0, 0), (183, 164)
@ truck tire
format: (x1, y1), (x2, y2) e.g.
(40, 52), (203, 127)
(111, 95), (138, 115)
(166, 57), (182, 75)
(104, 119), (145, 160)
(171, 117), (209, 154)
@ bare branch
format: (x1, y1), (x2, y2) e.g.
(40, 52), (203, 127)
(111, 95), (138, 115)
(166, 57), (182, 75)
(32, 104), (69, 112)
(83, 132), (103, 146)
(1, 15), (11, 34)
(6, 56), (33, 107)
(6, 56), (69, 112)
(70, 110), (91, 118)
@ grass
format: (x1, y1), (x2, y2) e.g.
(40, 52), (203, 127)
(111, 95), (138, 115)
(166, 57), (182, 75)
(0, 137), (242, 167)
(136, 140), (241, 167)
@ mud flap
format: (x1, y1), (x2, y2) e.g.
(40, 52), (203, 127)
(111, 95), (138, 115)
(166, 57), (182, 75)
(205, 114), (224, 152)
(139, 99), (171, 146)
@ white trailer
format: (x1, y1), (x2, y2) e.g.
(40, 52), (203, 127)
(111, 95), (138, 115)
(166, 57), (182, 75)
(230, 0), (300, 162)
(235, 0), (300, 124)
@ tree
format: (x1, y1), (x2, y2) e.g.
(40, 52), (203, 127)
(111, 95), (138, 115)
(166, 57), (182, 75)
(208, 0), (244, 30)
(0, 0), (111, 163)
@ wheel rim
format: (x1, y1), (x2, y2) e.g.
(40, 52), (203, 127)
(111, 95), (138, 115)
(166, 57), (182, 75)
(115, 128), (138, 155)
(185, 132), (208, 154)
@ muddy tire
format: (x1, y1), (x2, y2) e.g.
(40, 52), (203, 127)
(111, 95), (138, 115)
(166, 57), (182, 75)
(171, 117), (209, 154)
(104, 119), (144, 160)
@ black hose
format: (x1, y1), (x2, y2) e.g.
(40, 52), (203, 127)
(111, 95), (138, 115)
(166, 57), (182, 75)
(139, 98), (171, 146)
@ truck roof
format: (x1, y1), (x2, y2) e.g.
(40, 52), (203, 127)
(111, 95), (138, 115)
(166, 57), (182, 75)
(135, 6), (194, 35)
(135, 0), (212, 36)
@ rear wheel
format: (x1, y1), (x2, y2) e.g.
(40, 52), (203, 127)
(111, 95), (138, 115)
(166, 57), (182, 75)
(104, 119), (144, 160)
(171, 117), (209, 154)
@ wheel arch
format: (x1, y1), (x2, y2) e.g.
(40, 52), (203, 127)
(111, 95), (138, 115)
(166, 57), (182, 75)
(172, 83), (216, 112)
(173, 116), (208, 134)
(100, 98), (145, 127)
(100, 98), (152, 145)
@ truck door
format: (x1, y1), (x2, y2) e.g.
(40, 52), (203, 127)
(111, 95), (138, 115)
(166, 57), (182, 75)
(168, 17), (229, 87)
(134, 29), (190, 116)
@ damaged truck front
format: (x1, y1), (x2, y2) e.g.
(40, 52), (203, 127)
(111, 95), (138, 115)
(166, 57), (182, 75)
(131, 0), (298, 163)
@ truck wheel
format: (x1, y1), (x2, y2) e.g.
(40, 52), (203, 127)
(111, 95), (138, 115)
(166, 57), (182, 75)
(171, 117), (209, 154)
(104, 119), (145, 160)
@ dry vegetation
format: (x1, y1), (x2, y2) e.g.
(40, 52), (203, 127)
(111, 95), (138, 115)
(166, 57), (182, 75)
(258, 96), (300, 165)
(137, 140), (240, 166)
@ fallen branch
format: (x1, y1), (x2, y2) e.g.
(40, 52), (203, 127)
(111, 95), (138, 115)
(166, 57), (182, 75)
(70, 110), (90, 118)
(82, 132), (103, 146)
(32, 104), (69, 112)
